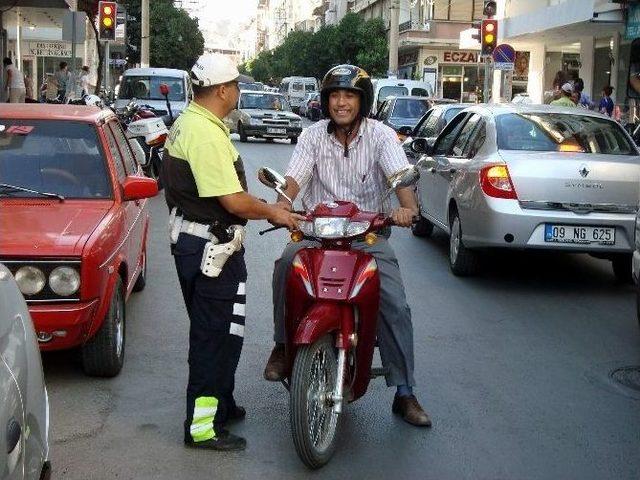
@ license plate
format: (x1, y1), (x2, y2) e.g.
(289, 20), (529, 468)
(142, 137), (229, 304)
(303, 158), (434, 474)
(544, 224), (615, 245)
(267, 128), (286, 134)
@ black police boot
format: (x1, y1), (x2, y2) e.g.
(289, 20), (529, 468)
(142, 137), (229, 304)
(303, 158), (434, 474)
(184, 427), (246, 451)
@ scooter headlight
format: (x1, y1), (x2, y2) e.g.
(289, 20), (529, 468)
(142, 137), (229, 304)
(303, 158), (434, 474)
(312, 217), (371, 238)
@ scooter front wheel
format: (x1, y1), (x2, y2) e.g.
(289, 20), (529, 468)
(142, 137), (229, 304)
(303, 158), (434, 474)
(290, 335), (341, 469)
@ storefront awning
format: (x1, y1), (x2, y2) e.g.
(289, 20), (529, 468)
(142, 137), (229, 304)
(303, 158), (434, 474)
(0, 0), (69, 7)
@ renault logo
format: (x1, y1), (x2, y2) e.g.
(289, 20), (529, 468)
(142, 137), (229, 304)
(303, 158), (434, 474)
(579, 164), (589, 178)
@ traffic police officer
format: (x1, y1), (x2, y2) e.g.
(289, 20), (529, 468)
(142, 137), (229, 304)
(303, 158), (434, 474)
(162, 53), (303, 451)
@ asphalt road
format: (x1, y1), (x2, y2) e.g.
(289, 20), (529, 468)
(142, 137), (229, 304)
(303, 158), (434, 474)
(45, 130), (640, 479)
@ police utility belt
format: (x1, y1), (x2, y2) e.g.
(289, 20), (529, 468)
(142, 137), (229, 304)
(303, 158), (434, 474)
(169, 207), (245, 278)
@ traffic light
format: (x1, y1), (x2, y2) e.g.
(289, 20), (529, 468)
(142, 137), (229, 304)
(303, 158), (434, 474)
(481, 19), (498, 56)
(483, 0), (497, 18)
(98, 1), (117, 41)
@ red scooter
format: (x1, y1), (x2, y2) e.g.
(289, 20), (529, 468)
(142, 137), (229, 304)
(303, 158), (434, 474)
(258, 166), (420, 469)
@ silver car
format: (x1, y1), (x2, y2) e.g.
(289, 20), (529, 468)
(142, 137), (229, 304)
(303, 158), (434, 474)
(413, 104), (640, 279)
(225, 91), (303, 144)
(0, 264), (50, 480)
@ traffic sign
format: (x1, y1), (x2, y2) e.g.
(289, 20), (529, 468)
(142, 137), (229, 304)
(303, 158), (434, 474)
(492, 43), (515, 63)
(493, 43), (515, 71)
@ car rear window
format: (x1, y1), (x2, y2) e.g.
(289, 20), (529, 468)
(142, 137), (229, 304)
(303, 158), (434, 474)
(496, 113), (636, 155)
(379, 86), (408, 102)
(119, 75), (185, 101)
(240, 93), (291, 111)
(0, 120), (111, 198)
(392, 98), (430, 118)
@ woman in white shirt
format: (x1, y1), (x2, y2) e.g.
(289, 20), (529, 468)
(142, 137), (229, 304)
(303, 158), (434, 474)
(2, 57), (26, 103)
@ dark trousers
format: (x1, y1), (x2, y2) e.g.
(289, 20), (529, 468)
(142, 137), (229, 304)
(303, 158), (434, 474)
(171, 233), (247, 441)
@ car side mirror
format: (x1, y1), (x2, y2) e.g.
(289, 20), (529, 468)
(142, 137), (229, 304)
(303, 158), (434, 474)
(411, 138), (433, 155)
(122, 176), (159, 201)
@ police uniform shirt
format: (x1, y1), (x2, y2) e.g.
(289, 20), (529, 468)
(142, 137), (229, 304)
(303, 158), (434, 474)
(162, 101), (248, 227)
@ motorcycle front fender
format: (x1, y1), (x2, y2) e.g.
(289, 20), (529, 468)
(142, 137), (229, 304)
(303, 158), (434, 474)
(293, 302), (350, 346)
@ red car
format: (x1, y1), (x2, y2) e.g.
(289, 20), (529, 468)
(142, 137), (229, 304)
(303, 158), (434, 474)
(0, 105), (158, 377)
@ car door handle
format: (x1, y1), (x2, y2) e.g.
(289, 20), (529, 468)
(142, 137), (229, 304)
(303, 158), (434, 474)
(6, 418), (21, 454)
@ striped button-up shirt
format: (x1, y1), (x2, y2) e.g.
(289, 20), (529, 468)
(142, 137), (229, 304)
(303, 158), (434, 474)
(286, 119), (409, 213)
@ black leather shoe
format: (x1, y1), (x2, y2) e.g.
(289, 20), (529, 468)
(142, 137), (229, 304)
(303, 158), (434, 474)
(184, 429), (246, 451)
(263, 344), (286, 381)
(392, 394), (432, 427)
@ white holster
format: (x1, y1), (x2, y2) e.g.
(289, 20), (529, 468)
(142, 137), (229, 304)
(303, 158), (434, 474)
(200, 225), (245, 278)
(168, 207), (182, 244)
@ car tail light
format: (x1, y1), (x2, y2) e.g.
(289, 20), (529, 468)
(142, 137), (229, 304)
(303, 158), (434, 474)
(292, 255), (314, 296)
(349, 258), (377, 299)
(479, 164), (517, 199)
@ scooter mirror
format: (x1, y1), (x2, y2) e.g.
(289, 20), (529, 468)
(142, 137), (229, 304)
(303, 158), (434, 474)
(258, 167), (287, 190)
(388, 166), (420, 189)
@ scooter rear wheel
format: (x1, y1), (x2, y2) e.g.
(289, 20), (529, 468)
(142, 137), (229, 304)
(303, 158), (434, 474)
(290, 335), (341, 469)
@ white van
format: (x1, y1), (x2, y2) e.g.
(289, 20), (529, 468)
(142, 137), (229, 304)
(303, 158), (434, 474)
(280, 76), (318, 112)
(371, 78), (434, 115)
(115, 68), (193, 121)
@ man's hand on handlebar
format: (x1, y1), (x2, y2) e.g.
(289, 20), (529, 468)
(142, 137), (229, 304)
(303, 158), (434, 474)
(391, 207), (418, 228)
(268, 205), (306, 231)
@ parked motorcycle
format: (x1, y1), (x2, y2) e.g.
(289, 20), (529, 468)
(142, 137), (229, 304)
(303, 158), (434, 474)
(115, 100), (168, 186)
(257, 165), (421, 469)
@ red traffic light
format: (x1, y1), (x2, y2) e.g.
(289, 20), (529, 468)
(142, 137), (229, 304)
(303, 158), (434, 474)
(98, 1), (117, 41)
(481, 19), (498, 56)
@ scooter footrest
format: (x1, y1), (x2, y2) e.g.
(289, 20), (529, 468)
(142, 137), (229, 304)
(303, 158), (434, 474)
(370, 367), (389, 378)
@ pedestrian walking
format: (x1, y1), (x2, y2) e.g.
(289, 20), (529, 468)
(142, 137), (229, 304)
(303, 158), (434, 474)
(54, 61), (69, 100)
(263, 64), (432, 428)
(599, 86), (614, 117)
(550, 82), (576, 107)
(80, 66), (91, 97)
(2, 58), (26, 103)
(574, 78), (594, 109)
(160, 53), (303, 452)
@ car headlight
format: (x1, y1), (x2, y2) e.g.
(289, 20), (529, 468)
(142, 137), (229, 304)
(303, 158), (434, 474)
(15, 266), (46, 295)
(311, 217), (371, 238)
(49, 266), (80, 296)
(292, 119), (302, 126)
(249, 116), (261, 125)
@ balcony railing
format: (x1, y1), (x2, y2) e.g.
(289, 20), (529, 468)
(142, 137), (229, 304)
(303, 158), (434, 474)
(399, 20), (430, 33)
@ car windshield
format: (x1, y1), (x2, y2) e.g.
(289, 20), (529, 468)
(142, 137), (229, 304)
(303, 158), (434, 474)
(496, 113), (636, 155)
(239, 82), (262, 91)
(0, 120), (111, 198)
(392, 98), (430, 118)
(379, 86), (408, 102)
(240, 93), (291, 111)
(119, 75), (185, 101)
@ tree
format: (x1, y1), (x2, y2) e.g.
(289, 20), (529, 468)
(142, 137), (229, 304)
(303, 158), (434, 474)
(242, 13), (388, 83)
(122, 0), (204, 70)
(78, 0), (103, 93)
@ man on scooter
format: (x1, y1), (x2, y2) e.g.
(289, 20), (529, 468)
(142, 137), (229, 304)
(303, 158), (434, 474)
(263, 64), (431, 427)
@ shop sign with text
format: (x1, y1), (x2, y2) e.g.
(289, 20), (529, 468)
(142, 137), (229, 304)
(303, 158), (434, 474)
(28, 41), (72, 58)
(443, 51), (478, 63)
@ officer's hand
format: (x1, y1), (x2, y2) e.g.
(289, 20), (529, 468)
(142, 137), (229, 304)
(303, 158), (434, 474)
(391, 207), (417, 228)
(275, 199), (292, 212)
(269, 206), (305, 231)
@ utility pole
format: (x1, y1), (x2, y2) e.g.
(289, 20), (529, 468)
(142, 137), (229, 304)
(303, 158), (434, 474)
(141, 0), (149, 67)
(388, 0), (399, 77)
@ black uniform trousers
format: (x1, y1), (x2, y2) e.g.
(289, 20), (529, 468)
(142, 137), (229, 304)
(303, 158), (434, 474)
(171, 232), (247, 442)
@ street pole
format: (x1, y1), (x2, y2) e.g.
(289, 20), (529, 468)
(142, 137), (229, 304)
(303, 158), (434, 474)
(141, 0), (150, 68)
(71, 11), (77, 71)
(483, 56), (491, 103)
(104, 41), (110, 93)
(388, 0), (399, 77)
